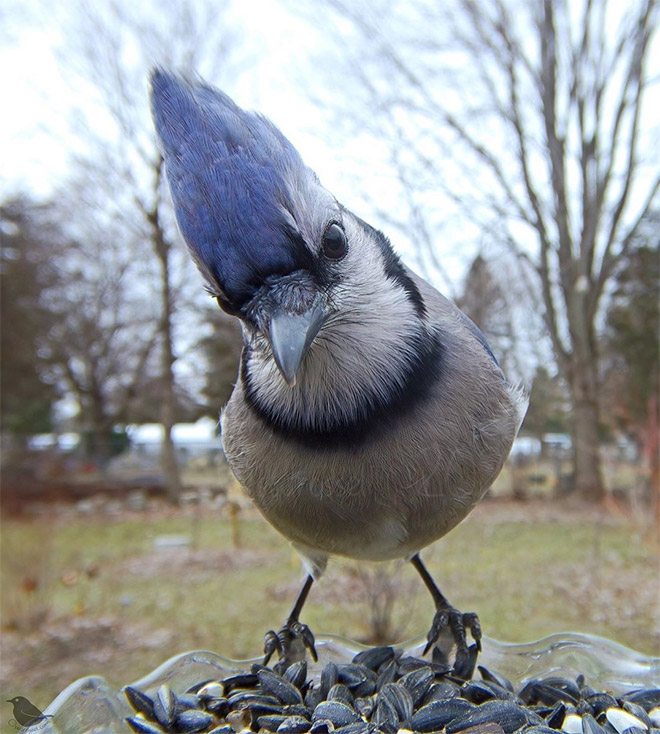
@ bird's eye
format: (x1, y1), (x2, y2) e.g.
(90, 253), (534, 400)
(322, 223), (347, 260)
(216, 294), (240, 317)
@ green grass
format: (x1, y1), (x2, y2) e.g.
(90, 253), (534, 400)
(1, 501), (658, 709)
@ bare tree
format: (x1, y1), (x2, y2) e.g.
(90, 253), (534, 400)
(310, 0), (659, 499)
(39, 176), (160, 466)
(46, 0), (245, 499)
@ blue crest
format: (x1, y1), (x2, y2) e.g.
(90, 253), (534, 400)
(150, 69), (316, 306)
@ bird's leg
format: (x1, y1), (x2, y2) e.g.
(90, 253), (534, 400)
(411, 553), (481, 679)
(264, 573), (317, 668)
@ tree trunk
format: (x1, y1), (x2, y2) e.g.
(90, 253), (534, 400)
(571, 391), (604, 500)
(88, 370), (112, 471)
(149, 158), (183, 505)
(568, 340), (604, 501)
(156, 244), (183, 504)
(565, 281), (605, 500)
(160, 359), (182, 502)
(645, 393), (659, 533)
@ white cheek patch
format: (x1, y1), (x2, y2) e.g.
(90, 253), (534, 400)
(244, 221), (428, 432)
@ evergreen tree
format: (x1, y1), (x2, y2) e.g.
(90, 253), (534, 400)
(0, 197), (57, 438)
(602, 226), (659, 440)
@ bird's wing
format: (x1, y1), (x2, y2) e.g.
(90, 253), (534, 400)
(406, 265), (529, 432)
(405, 266), (500, 368)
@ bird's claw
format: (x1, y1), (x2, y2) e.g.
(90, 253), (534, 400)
(263, 621), (318, 667)
(423, 606), (481, 679)
(291, 620), (318, 661)
(462, 612), (482, 651)
(263, 629), (284, 663)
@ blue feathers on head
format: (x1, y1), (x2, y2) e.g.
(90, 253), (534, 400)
(150, 69), (315, 307)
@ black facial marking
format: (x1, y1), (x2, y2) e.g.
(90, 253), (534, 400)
(241, 331), (443, 450)
(351, 214), (427, 319)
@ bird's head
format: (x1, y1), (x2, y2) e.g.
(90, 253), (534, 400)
(150, 70), (429, 424)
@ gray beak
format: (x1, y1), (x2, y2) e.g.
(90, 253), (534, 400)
(269, 303), (327, 386)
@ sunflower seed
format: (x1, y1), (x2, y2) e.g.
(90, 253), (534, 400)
(648, 709), (660, 727)
(352, 680), (376, 699)
(257, 714), (289, 731)
(376, 659), (398, 690)
(446, 700), (530, 734)
(277, 715), (313, 734)
(582, 713), (608, 734)
(462, 681), (500, 704)
(227, 691), (281, 711)
(623, 692), (660, 712)
(334, 724), (375, 734)
(535, 684), (579, 707)
(313, 701), (362, 727)
(153, 684), (176, 727)
(327, 684), (353, 706)
(623, 703), (653, 729)
(450, 724), (506, 734)
(352, 646), (395, 671)
(126, 716), (165, 734)
(205, 697), (230, 717)
(283, 704), (313, 718)
(563, 715), (584, 733)
(222, 673), (259, 693)
(197, 682), (225, 700)
(372, 695), (398, 729)
(310, 719), (335, 734)
(321, 664), (339, 698)
(336, 665), (370, 689)
(399, 666), (435, 706)
(424, 680), (462, 703)
(124, 687), (156, 721)
(379, 682), (413, 724)
(606, 708), (649, 734)
(410, 698), (475, 732)
(546, 701), (566, 729)
(259, 669), (305, 705)
(285, 662), (309, 691)
(175, 709), (215, 733)
(478, 667), (515, 693)
(587, 695), (620, 718)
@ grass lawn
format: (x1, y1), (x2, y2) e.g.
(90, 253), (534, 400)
(1, 498), (658, 709)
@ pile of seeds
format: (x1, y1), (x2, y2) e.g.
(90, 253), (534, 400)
(124, 646), (660, 734)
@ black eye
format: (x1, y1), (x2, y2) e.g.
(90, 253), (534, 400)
(216, 294), (240, 317)
(322, 223), (347, 260)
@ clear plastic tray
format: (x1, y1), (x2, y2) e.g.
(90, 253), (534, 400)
(26, 632), (660, 734)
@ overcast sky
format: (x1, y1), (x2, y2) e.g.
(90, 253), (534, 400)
(0, 2), (322, 193)
(2, 0), (657, 295)
(0, 0), (438, 281)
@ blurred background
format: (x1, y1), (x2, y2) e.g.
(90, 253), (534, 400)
(1, 0), (658, 709)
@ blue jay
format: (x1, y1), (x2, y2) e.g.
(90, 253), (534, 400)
(150, 70), (526, 676)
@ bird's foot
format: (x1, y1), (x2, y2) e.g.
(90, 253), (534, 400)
(423, 606), (481, 679)
(263, 620), (318, 669)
